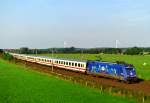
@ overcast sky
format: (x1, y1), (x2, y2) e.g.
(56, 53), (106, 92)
(0, 0), (150, 49)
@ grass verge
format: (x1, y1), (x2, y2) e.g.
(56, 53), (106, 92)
(0, 59), (135, 103)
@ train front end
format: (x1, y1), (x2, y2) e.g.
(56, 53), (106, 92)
(124, 65), (138, 83)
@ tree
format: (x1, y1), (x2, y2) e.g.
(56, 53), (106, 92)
(0, 49), (3, 53)
(63, 46), (76, 53)
(125, 47), (143, 55)
(20, 47), (29, 54)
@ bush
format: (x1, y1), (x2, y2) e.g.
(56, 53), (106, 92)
(95, 55), (102, 61)
(2, 53), (13, 61)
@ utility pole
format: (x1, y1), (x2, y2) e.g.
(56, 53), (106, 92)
(35, 48), (37, 56)
(81, 49), (84, 60)
(51, 48), (54, 72)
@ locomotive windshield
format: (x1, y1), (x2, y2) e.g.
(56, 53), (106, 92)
(126, 67), (134, 71)
(125, 67), (136, 77)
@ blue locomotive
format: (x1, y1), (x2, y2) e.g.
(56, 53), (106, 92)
(86, 61), (137, 83)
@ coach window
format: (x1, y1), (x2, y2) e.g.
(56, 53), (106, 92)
(66, 62), (68, 65)
(78, 63), (80, 67)
(75, 63), (77, 67)
(72, 63), (74, 66)
(69, 62), (71, 66)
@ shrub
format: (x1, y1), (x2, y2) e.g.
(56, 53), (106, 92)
(2, 53), (13, 61)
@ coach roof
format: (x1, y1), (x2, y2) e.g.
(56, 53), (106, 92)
(35, 56), (86, 63)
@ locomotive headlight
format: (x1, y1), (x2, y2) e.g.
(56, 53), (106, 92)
(130, 72), (133, 75)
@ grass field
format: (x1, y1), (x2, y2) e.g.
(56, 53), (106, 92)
(0, 59), (135, 103)
(33, 53), (150, 80)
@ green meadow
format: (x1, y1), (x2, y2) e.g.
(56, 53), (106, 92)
(34, 53), (150, 80)
(0, 59), (135, 103)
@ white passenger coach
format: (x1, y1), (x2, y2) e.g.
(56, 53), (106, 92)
(10, 53), (87, 73)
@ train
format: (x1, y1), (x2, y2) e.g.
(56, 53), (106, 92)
(9, 53), (138, 83)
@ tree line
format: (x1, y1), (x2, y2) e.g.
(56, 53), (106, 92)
(4, 46), (150, 55)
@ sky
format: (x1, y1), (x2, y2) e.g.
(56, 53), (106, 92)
(0, 0), (150, 49)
